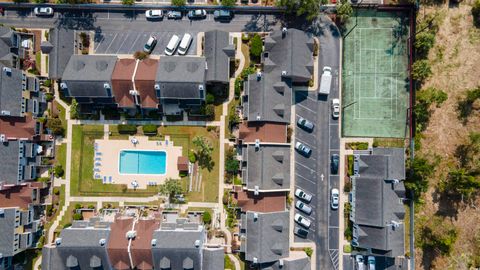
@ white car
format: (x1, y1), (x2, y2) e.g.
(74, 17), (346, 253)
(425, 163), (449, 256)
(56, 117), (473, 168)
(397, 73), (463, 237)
(356, 255), (365, 270)
(331, 188), (339, 210)
(145, 10), (164, 19)
(368, 256), (375, 270)
(295, 141), (312, 157)
(332, 98), (340, 118)
(164, 34), (180, 56)
(294, 213), (311, 228)
(295, 201), (312, 215)
(295, 188), (312, 203)
(34, 7), (53, 16)
(177, 33), (193, 55)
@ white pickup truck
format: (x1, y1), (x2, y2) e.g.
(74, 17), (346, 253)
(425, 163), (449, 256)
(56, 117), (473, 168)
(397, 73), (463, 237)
(319, 66), (332, 95)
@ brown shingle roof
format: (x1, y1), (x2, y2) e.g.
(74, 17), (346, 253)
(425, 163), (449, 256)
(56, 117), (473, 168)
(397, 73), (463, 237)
(233, 186), (286, 213)
(239, 122), (287, 143)
(177, 156), (189, 171)
(131, 219), (159, 270)
(107, 216), (133, 269)
(135, 59), (158, 109)
(112, 59), (136, 108)
(0, 116), (36, 140)
(0, 182), (44, 209)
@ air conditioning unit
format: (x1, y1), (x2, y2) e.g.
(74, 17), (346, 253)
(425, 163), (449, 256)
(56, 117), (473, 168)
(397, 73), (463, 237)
(60, 83), (67, 90)
(151, 239), (157, 246)
(255, 139), (260, 150)
(198, 84), (204, 91)
(0, 134), (5, 143)
(281, 70), (287, 76)
(55, 238), (62, 246)
(391, 221), (400, 229)
(129, 90), (138, 96)
(279, 259), (284, 267)
(253, 257), (258, 264)
(154, 84), (160, 90)
(103, 83), (110, 89)
(256, 71), (262, 80)
(99, 238), (106, 246)
(256, 114), (261, 120)
(194, 240), (200, 248)
(2, 67), (12, 76)
(126, 230), (136, 239)
(253, 212), (258, 221)
(254, 186), (259, 196)
(0, 111), (10, 116)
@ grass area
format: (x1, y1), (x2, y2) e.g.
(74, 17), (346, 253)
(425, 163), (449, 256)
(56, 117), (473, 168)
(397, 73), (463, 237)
(404, 203), (411, 257)
(54, 100), (68, 133)
(109, 125), (130, 140)
(55, 143), (67, 171)
(35, 51), (41, 72)
(45, 55), (48, 73)
(124, 200), (163, 206)
(233, 254), (245, 270)
(241, 43), (250, 69)
(44, 185), (65, 233)
(224, 255), (235, 270)
(373, 138), (406, 148)
(57, 201), (96, 231)
(225, 98), (240, 139)
(70, 125), (158, 197)
(186, 207), (214, 220)
(214, 103), (223, 121)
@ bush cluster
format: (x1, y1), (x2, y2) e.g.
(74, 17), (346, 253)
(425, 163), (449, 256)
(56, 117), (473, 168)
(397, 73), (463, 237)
(117, 124), (137, 134)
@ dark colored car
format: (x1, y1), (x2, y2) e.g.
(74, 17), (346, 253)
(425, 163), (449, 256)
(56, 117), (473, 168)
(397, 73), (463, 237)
(331, 154), (339, 174)
(294, 226), (309, 238)
(213, 10), (233, 21)
(187, 9), (207, 20)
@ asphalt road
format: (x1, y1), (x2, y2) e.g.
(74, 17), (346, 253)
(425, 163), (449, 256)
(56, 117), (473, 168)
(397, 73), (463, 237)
(0, 9), (341, 270)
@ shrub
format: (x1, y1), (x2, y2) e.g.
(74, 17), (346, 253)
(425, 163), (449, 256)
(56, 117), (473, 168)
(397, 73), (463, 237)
(134, 51), (148, 60)
(206, 93), (215, 104)
(343, 244), (352, 253)
(88, 204), (95, 209)
(347, 155), (354, 176)
(337, 0), (353, 24)
(117, 124), (137, 134)
(53, 164), (64, 178)
(74, 203), (82, 210)
(43, 79), (52, 87)
(418, 216), (458, 255)
(457, 86), (480, 121)
(249, 34), (263, 61)
(202, 211), (212, 224)
(203, 104), (215, 117)
(37, 177), (50, 183)
(412, 60), (432, 82)
(73, 213), (83, 220)
(122, 0), (134, 4)
(346, 142), (369, 150)
(172, 0), (186, 6)
(473, 0), (480, 28)
(304, 247), (313, 257)
(45, 93), (54, 102)
(46, 118), (64, 136)
(415, 32), (435, 59)
(53, 188), (60, 196)
(188, 151), (197, 163)
(221, 0), (236, 6)
(234, 78), (242, 99)
(142, 124), (158, 135)
(405, 157), (434, 201)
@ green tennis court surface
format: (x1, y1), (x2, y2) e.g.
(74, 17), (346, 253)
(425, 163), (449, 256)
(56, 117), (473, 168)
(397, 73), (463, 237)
(342, 10), (410, 138)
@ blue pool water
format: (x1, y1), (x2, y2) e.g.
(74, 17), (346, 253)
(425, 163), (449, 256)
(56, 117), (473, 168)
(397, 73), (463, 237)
(119, 150), (166, 175)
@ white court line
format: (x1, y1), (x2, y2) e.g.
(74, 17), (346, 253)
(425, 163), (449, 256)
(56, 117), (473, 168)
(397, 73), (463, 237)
(295, 173), (316, 185)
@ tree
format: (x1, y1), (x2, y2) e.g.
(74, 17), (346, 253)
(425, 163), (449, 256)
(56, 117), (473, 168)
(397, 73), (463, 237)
(225, 147), (239, 175)
(457, 86), (480, 121)
(418, 216), (457, 255)
(221, 0), (236, 6)
(53, 164), (64, 178)
(249, 34), (263, 61)
(336, 0), (353, 24)
(405, 157), (434, 201)
(158, 178), (183, 202)
(415, 32), (435, 59)
(193, 136), (214, 170)
(122, 0), (134, 5)
(455, 132), (480, 171)
(473, 0), (480, 28)
(412, 60), (432, 82)
(172, 0), (186, 6)
(70, 99), (79, 119)
(73, 213), (83, 221)
(206, 93), (215, 104)
(276, 0), (322, 21)
(441, 169), (480, 201)
(202, 211), (212, 224)
(46, 118), (64, 136)
(203, 104), (215, 118)
(134, 51), (148, 60)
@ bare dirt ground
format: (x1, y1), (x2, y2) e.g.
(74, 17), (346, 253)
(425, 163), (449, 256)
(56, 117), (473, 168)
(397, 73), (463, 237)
(415, 2), (480, 269)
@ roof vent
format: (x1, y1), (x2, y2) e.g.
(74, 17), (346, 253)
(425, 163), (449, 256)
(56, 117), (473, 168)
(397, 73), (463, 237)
(55, 238), (62, 246)
(255, 139), (260, 150)
(151, 239), (157, 246)
(256, 114), (261, 120)
(129, 90), (138, 96)
(391, 220), (400, 229)
(0, 209), (4, 215)
(194, 240), (201, 248)
(391, 179), (400, 184)
(279, 259), (284, 267)
(0, 134), (5, 143)
(256, 71), (262, 80)
(253, 212), (258, 221)
(60, 83), (67, 90)
(1, 110), (11, 116)
(3, 67), (12, 76)
(254, 186), (259, 196)
(126, 230), (136, 240)
(99, 238), (106, 246)
(281, 70), (287, 76)
(253, 257), (258, 264)
(154, 84), (160, 90)
(198, 84), (204, 91)
(103, 83), (110, 89)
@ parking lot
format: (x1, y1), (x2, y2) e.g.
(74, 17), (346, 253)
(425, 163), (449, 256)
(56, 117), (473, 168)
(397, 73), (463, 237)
(94, 30), (198, 56)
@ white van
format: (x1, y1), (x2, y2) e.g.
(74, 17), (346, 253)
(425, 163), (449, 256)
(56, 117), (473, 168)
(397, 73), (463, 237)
(164, 34), (180, 56)
(319, 66), (332, 95)
(177, 34), (193, 55)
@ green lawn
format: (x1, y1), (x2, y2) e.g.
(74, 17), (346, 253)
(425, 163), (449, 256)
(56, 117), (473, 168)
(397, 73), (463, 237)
(70, 125), (158, 196)
(57, 201), (96, 232)
(55, 143), (66, 171)
(54, 101), (68, 133)
(109, 125), (131, 140)
(35, 51), (41, 72)
(224, 255), (235, 270)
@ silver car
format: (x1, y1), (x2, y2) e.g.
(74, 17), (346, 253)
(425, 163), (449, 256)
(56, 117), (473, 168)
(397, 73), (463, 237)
(295, 188), (312, 203)
(332, 98), (340, 118)
(34, 7), (53, 16)
(331, 188), (339, 210)
(295, 142), (312, 156)
(294, 213), (312, 228)
(297, 117), (314, 131)
(295, 201), (312, 215)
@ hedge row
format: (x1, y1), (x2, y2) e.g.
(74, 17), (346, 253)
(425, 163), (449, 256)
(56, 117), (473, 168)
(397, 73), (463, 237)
(117, 124), (137, 134)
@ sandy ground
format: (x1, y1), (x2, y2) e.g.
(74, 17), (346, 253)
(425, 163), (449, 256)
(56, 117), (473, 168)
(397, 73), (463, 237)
(415, 2), (480, 269)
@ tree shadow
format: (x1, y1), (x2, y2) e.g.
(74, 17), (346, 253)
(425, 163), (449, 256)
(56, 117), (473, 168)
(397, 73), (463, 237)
(123, 10), (139, 21)
(419, 235), (440, 270)
(431, 186), (462, 220)
(242, 13), (280, 32)
(55, 11), (97, 30)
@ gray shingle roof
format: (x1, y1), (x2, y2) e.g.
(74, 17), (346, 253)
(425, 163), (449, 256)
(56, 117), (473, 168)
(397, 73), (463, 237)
(242, 211), (290, 264)
(62, 55), (117, 97)
(351, 148), (406, 257)
(205, 30), (234, 84)
(0, 208), (17, 257)
(48, 28), (74, 80)
(0, 26), (20, 68)
(0, 141), (21, 185)
(242, 144), (290, 191)
(0, 64), (24, 117)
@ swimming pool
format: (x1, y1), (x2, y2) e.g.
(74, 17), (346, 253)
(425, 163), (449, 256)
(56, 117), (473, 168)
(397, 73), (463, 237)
(119, 150), (167, 175)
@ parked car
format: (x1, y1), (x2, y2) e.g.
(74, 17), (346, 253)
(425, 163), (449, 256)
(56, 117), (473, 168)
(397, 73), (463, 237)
(294, 226), (309, 238)
(294, 213), (311, 228)
(367, 256), (376, 270)
(332, 98), (340, 118)
(295, 188), (312, 203)
(213, 9), (233, 21)
(297, 117), (314, 131)
(164, 34), (180, 56)
(356, 255), (365, 270)
(167, 11), (182, 19)
(143, 35), (157, 54)
(295, 142), (312, 157)
(187, 9), (207, 19)
(177, 33), (193, 55)
(145, 9), (164, 20)
(34, 7), (53, 16)
(331, 188), (339, 210)
(331, 154), (339, 174)
(295, 201), (312, 215)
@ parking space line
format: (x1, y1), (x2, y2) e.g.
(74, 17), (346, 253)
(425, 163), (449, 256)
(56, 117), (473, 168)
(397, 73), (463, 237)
(296, 103), (317, 114)
(94, 35), (105, 52)
(104, 33), (118, 53)
(295, 173), (316, 185)
(129, 32), (143, 53)
(329, 226), (339, 229)
(295, 162), (315, 172)
(296, 92), (318, 102)
(296, 137), (316, 149)
(115, 33), (129, 54)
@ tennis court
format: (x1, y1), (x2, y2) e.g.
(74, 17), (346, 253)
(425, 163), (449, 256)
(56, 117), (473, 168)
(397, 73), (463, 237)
(342, 10), (410, 138)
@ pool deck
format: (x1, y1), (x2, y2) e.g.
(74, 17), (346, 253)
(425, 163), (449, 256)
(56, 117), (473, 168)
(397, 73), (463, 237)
(94, 136), (183, 189)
